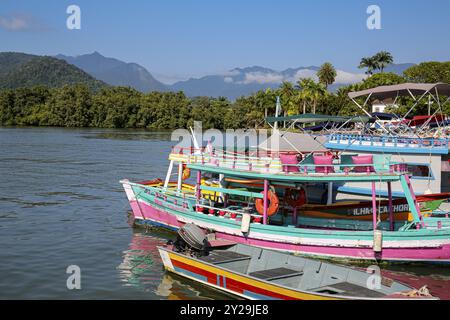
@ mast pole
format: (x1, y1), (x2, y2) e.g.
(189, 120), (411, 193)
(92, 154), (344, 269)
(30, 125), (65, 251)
(371, 182), (377, 231)
(387, 182), (394, 231)
(263, 179), (269, 225)
(196, 170), (202, 201)
(274, 96), (281, 131)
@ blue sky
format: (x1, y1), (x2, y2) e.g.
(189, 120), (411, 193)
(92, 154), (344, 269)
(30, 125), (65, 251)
(1, 0), (449, 83)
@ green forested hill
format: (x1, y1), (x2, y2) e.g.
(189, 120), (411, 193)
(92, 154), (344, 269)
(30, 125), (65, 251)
(0, 52), (106, 91)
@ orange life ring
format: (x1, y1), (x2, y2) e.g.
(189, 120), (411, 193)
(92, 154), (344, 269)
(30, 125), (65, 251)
(182, 165), (191, 180)
(255, 190), (279, 217)
(285, 188), (307, 208)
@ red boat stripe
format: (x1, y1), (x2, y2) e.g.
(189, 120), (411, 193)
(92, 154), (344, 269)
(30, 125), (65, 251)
(171, 258), (298, 300)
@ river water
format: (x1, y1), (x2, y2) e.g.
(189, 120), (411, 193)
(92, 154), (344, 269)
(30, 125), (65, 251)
(0, 127), (448, 299)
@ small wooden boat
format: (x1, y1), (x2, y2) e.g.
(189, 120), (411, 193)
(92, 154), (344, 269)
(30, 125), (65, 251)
(158, 224), (437, 300)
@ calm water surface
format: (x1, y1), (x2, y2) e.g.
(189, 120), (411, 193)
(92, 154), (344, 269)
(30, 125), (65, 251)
(0, 127), (448, 299)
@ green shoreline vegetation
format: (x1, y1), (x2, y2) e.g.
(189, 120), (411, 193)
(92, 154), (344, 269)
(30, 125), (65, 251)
(1, 58), (449, 130)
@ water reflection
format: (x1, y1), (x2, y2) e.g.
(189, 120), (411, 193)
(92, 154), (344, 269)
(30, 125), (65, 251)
(118, 230), (229, 300)
(382, 267), (450, 300)
(82, 130), (172, 141)
(156, 273), (215, 300)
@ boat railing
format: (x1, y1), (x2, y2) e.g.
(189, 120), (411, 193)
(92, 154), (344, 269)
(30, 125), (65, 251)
(170, 147), (409, 176)
(127, 179), (266, 222)
(170, 146), (319, 158)
(126, 180), (197, 209)
(194, 203), (264, 222)
(327, 134), (449, 149)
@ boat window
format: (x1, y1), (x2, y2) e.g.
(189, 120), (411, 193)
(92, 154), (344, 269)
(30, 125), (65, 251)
(406, 164), (431, 178)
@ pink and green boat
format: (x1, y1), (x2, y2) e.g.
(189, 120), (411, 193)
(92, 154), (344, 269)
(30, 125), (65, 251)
(121, 147), (450, 264)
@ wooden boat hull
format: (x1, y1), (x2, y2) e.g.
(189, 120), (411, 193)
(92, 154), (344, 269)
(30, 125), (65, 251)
(158, 245), (436, 300)
(158, 247), (339, 300)
(122, 180), (450, 264)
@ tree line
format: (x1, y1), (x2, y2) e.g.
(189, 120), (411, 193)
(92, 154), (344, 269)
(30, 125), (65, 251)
(1, 54), (449, 130)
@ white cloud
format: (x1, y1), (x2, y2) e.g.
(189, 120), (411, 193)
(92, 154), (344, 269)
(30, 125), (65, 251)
(335, 70), (367, 84)
(0, 13), (47, 32)
(240, 72), (284, 85)
(224, 77), (233, 83)
(0, 15), (29, 31)
(286, 69), (367, 85)
(289, 69), (319, 82)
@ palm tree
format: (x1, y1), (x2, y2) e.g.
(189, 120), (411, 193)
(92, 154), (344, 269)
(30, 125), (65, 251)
(296, 78), (326, 115)
(374, 51), (394, 73)
(359, 57), (377, 75)
(309, 82), (327, 115)
(295, 78), (313, 114)
(278, 81), (295, 118)
(317, 62), (337, 90)
(263, 88), (276, 118)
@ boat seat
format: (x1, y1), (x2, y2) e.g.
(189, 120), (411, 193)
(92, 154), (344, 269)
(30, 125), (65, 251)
(310, 282), (385, 298)
(200, 250), (251, 265)
(249, 267), (303, 281)
(339, 154), (357, 172)
(298, 154), (315, 173)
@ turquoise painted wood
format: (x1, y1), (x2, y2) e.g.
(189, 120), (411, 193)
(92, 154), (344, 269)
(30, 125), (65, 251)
(399, 175), (421, 224)
(200, 185), (264, 198)
(187, 164), (402, 183)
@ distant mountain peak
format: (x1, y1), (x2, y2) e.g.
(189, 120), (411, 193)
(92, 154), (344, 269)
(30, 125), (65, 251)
(56, 53), (167, 92)
(0, 52), (106, 90)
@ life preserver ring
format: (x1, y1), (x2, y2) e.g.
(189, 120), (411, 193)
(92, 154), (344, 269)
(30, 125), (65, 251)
(182, 164), (191, 180)
(285, 188), (307, 208)
(255, 190), (279, 217)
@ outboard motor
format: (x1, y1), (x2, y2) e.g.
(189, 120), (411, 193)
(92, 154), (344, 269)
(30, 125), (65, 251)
(173, 224), (210, 257)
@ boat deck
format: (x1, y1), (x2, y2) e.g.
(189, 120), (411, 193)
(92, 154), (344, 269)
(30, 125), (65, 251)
(187, 245), (415, 299)
(249, 267), (303, 281)
(310, 282), (385, 298)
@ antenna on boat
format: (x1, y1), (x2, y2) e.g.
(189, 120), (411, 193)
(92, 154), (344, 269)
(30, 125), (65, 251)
(274, 96), (281, 131)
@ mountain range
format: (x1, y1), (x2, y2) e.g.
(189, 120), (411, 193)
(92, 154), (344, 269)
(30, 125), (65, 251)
(170, 66), (365, 99)
(55, 52), (167, 92)
(0, 51), (415, 99)
(56, 52), (415, 99)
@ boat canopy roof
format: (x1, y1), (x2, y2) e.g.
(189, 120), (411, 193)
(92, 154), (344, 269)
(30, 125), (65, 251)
(265, 113), (370, 124)
(186, 163), (403, 184)
(370, 112), (400, 120)
(348, 83), (450, 101)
